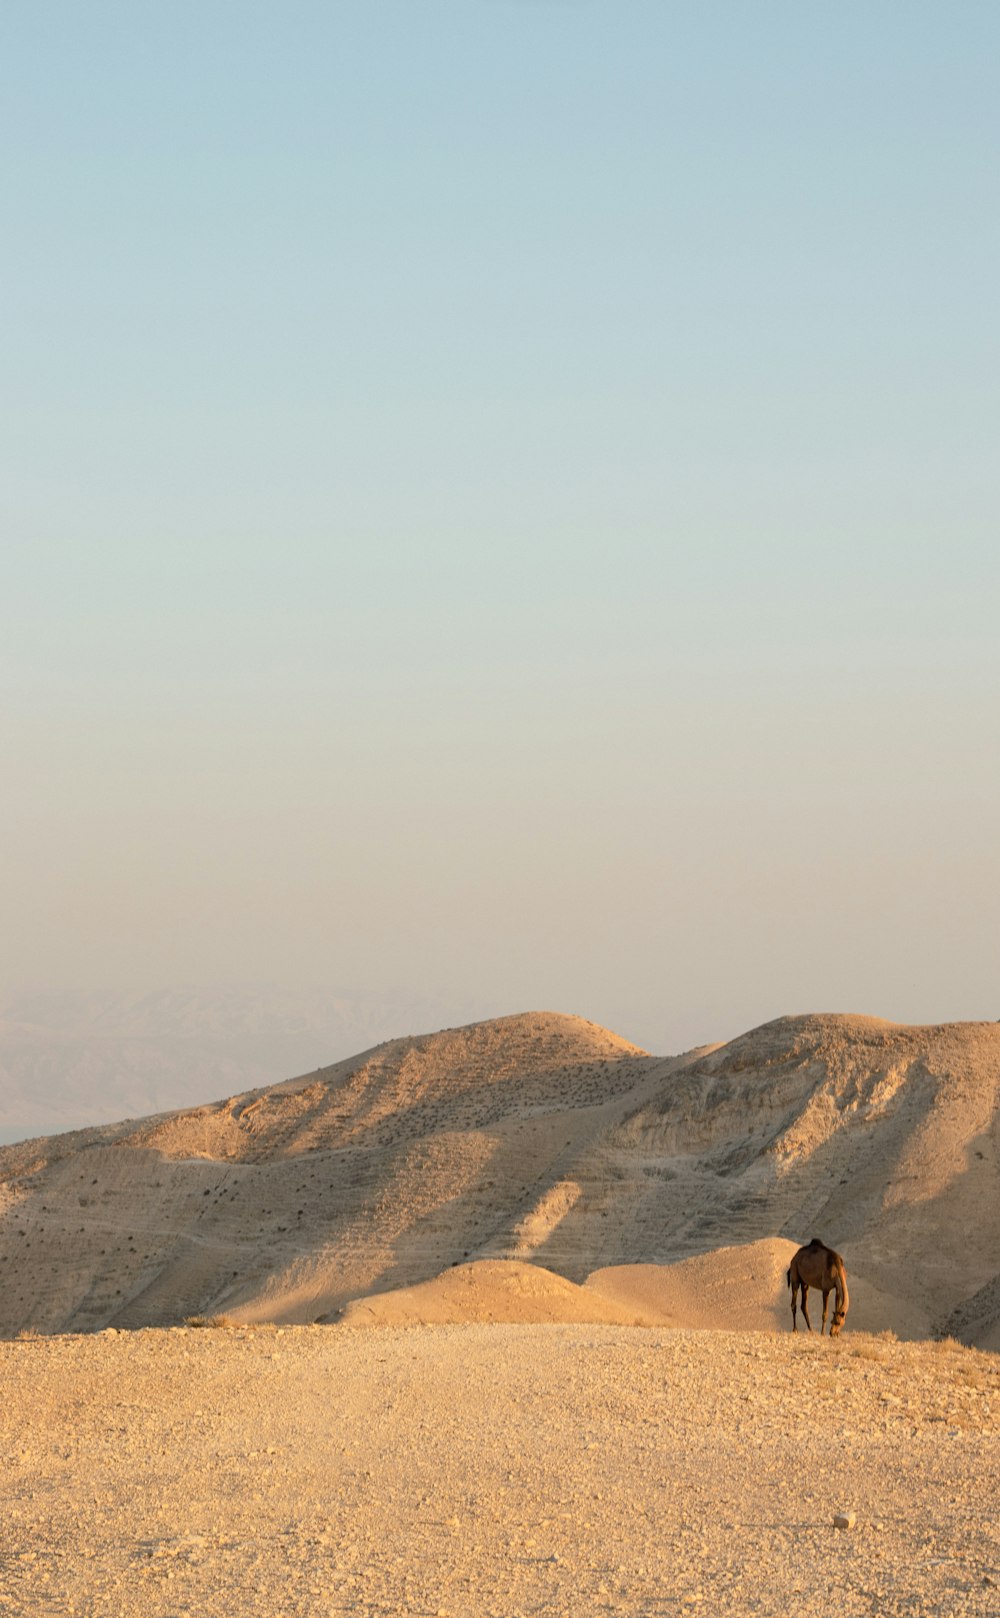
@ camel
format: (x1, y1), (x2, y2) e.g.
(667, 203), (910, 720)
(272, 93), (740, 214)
(786, 1238), (849, 1336)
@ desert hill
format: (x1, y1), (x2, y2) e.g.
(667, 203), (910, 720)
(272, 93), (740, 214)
(1, 1009), (998, 1345)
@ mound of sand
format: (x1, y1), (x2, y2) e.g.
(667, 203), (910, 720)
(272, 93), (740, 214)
(586, 1239), (797, 1332)
(338, 1259), (651, 1327)
(585, 1239), (934, 1340)
(337, 1239), (936, 1340)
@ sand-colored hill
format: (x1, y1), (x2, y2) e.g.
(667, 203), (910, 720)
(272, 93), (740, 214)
(338, 1258), (650, 1327)
(593, 1012), (1000, 1343)
(0, 1012), (656, 1335)
(1, 1009), (999, 1345)
(339, 1241), (802, 1331)
(585, 1240), (796, 1332)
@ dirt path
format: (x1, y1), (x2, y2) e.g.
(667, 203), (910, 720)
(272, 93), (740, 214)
(2, 1324), (998, 1616)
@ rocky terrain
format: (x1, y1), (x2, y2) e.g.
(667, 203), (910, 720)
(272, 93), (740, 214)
(2, 1322), (998, 1618)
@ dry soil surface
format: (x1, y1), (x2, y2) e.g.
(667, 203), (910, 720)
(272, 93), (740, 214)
(2, 1323), (998, 1618)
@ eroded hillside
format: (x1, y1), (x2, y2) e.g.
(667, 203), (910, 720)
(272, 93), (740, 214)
(1, 1010), (998, 1344)
(0, 1013), (660, 1333)
(589, 1014), (1000, 1342)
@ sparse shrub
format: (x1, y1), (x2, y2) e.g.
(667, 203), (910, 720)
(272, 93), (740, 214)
(849, 1338), (886, 1362)
(931, 1335), (963, 1354)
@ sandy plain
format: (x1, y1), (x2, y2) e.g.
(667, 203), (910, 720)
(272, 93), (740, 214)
(3, 1321), (999, 1618)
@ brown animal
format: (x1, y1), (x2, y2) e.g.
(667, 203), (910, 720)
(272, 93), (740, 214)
(786, 1238), (849, 1336)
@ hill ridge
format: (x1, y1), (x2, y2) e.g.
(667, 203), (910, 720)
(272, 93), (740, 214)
(1, 1010), (998, 1347)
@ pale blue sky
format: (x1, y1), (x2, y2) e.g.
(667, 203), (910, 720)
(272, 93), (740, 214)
(2, 3), (998, 1053)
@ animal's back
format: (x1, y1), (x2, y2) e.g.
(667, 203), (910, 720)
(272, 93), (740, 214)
(806, 1237), (845, 1267)
(787, 1239), (846, 1285)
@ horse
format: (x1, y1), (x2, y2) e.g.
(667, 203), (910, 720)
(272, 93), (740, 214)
(786, 1238), (849, 1336)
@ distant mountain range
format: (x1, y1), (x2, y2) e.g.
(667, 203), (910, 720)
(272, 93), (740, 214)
(0, 986), (492, 1143)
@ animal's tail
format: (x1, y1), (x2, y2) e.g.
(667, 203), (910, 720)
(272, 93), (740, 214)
(786, 1265), (792, 1290)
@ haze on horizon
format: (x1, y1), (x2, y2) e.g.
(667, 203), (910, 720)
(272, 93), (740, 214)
(2, 2), (998, 1083)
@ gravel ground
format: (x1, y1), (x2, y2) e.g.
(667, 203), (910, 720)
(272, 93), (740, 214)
(2, 1323), (998, 1617)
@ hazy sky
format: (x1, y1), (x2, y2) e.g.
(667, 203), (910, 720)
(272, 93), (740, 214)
(3, 3), (998, 1055)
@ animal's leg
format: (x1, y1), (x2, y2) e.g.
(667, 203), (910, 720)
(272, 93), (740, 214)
(821, 1289), (831, 1335)
(800, 1284), (813, 1332)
